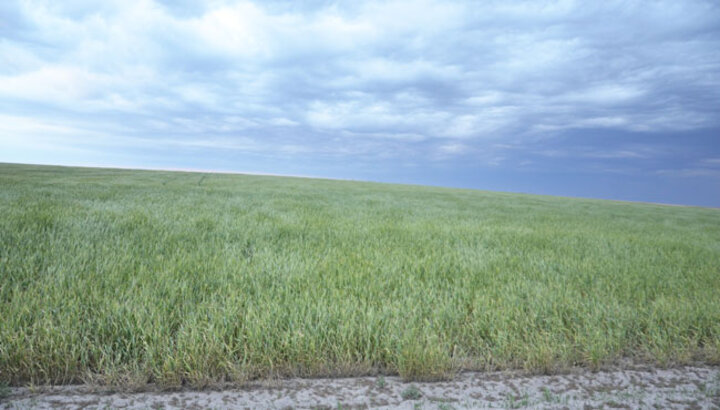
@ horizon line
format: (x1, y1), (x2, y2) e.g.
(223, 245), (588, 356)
(1, 160), (717, 210)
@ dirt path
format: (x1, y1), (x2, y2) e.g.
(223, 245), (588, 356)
(2, 366), (718, 409)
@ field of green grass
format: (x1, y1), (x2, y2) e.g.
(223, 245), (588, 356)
(1, 162), (719, 387)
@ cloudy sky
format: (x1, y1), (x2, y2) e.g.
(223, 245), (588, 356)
(1, 0), (719, 206)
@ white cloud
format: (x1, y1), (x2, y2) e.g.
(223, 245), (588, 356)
(0, 66), (107, 103)
(0, 114), (90, 137)
(188, 2), (271, 59)
(575, 116), (630, 128)
(439, 107), (519, 139)
(438, 143), (467, 154)
(305, 100), (416, 131)
(336, 58), (460, 86)
(563, 85), (645, 105)
(267, 117), (299, 127)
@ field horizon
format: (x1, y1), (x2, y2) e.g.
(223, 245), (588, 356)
(1, 162), (719, 389)
(4, 161), (715, 210)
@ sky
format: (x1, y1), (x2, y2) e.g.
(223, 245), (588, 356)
(1, 0), (719, 207)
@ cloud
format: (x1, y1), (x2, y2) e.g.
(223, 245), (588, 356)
(700, 158), (720, 167)
(0, 0), (719, 169)
(656, 168), (720, 178)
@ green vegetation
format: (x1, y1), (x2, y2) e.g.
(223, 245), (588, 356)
(376, 375), (386, 389)
(504, 392), (530, 409)
(1, 163), (719, 387)
(402, 385), (423, 400)
(0, 382), (9, 400)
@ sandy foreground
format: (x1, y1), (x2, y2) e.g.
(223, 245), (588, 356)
(2, 366), (718, 409)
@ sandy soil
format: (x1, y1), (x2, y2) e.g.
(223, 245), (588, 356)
(2, 366), (718, 409)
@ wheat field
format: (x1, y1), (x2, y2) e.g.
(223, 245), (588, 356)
(1, 163), (718, 387)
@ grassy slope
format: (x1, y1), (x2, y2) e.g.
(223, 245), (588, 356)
(1, 163), (719, 387)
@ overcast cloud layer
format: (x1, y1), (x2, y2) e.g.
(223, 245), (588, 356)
(1, 0), (719, 205)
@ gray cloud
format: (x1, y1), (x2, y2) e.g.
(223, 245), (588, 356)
(1, 0), (719, 165)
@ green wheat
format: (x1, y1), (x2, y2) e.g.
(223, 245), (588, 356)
(1, 163), (718, 387)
